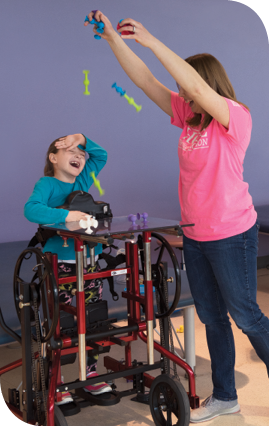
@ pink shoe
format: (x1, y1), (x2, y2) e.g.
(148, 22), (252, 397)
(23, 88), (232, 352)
(55, 383), (73, 405)
(84, 372), (112, 395)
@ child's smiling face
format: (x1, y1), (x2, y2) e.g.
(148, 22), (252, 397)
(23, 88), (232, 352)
(49, 146), (86, 183)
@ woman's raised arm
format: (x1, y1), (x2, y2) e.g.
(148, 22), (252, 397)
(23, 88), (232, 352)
(85, 11), (173, 117)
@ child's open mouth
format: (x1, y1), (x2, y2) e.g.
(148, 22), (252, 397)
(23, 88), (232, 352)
(70, 161), (80, 169)
(186, 100), (194, 107)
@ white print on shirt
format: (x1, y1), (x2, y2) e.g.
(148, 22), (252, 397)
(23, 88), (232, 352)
(230, 100), (240, 107)
(179, 127), (209, 152)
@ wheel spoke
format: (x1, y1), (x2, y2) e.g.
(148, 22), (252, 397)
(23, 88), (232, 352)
(159, 383), (170, 403)
(156, 243), (165, 266)
(36, 268), (49, 287)
(15, 275), (24, 284)
(167, 407), (173, 426)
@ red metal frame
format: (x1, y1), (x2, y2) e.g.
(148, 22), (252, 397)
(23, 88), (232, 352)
(1, 229), (199, 425)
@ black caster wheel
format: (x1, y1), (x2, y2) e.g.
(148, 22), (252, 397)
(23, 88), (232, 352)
(149, 374), (190, 426)
(43, 405), (68, 426)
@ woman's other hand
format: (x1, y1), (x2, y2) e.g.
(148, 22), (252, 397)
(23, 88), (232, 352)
(84, 10), (117, 42)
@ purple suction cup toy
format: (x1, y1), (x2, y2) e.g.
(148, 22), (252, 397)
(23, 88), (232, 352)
(128, 214), (137, 225)
(137, 212), (148, 222)
(142, 212), (148, 221)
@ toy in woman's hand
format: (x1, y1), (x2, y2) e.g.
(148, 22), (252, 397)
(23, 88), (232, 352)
(117, 19), (139, 43)
(117, 19), (134, 35)
(85, 13), (105, 40)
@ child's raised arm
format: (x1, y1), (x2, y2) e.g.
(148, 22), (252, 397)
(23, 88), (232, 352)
(77, 136), (107, 191)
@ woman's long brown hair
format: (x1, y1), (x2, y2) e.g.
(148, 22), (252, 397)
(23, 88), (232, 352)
(181, 53), (249, 131)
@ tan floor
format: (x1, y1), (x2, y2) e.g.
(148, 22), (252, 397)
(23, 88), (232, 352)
(0, 269), (268, 426)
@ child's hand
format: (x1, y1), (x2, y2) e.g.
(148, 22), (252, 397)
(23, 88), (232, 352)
(65, 210), (88, 222)
(84, 10), (117, 42)
(55, 134), (85, 152)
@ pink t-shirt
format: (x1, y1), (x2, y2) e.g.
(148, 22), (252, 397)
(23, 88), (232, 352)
(170, 91), (257, 241)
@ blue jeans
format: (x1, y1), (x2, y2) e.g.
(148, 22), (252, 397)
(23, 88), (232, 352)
(183, 221), (269, 401)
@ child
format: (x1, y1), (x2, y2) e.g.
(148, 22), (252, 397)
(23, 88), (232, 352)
(24, 133), (112, 404)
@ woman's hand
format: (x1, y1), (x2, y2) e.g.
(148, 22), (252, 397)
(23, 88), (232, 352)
(65, 210), (88, 222)
(55, 134), (85, 152)
(84, 10), (117, 42)
(117, 18), (155, 48)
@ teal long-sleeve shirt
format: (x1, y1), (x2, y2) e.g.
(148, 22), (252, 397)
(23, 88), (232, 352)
(24, 136), (107, 260)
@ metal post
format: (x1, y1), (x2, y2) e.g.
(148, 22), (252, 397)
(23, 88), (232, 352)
(143, 232), (154, 365)
(90, 246), (95, 268)
(83, 244), (88, 269)
(183, 306), (196, 373)
(75, 238), (86, 381)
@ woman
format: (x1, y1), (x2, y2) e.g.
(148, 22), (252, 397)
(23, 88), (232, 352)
(85, 11), (269, 423)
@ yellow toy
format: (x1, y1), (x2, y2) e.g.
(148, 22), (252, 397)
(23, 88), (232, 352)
(90, 171), (105, 196)
(83, 70), (90, 95)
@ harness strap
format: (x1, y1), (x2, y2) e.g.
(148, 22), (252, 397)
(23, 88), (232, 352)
(28, 226), (57, 248)
(99, 252), (126, 301)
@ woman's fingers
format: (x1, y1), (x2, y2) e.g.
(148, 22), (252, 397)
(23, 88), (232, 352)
(93, 10), (103, 22)
(84, 10), (96, 25)
(118, 18), (140, 28)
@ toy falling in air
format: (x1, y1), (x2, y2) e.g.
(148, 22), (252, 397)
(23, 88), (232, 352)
(84, 13), (105, 40)
(112, 82), (142, 112)
(90, 171), (105, 196)
(83, 70), (90, 95)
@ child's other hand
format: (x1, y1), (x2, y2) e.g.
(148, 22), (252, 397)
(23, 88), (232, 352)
(65, 211), (88, 222)
(84, 10), (117, 42)
(55, 134), (85, 151)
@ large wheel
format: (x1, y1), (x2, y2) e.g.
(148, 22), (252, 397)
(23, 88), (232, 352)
(43, 405), (68, 426)
(149, 374), (190, 426)
(138, 233), (181, 318)
(13, 248), (59, 342)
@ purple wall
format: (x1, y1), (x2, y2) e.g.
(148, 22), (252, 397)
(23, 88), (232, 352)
(1, 1), (269, 251)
